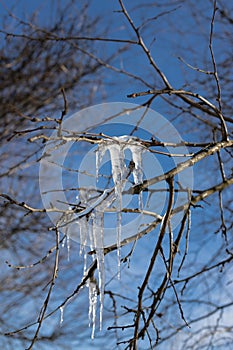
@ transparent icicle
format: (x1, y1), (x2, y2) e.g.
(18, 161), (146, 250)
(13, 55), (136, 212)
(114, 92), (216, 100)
(88, 279), (98, 339)
(62, 236), (66, 248)
(88, 215), (94, 251)
(79, 217), (88, 255)
(96, 142), (109, 181)
(117, 210), (122, 279)
(79, 219), (84, 255)
(93, 211), (105, 331)
(60, 306), (64, 326)
(66, 230), (70, 262)
(78, 217), (89, 274)
(83, 250), (87, 276)
(108, 143), (125, 198)
(129, 143), (144, 210)
(61, 227), (71, 262)
(108, 142), (125, 277)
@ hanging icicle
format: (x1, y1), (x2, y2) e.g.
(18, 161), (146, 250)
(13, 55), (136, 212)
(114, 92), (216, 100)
(78, 217), (88, 274)
(127, 141), (144, 210)
(92, 212), (105, 331)
(88, 278), (98, 340)
(107, 141), (125, 277)
(60, 306), (64, 326)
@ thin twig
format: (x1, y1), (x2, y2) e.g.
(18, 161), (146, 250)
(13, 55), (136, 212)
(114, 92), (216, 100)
(209, 0), (228, 141)
(6, 236), (65, 270)
(57, 87), (68, 137)
(118, 0), (172, 89)
(25, 229), (60, 350)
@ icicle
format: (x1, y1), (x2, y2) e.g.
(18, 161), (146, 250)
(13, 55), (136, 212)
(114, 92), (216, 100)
(107, 141), (125, 278)
(60, 306), (64, 326)
(93, 211), (105, 330)
(96, 141), (109, 181)
(128, 143), (144, 210)
(117, 211), (122, 279)
(96, 146), (100, 180)
(109, 143), (125, 196)
(62, 236), (66, 248)
(77, 217), (88, 274)
(96, 245), (105, 329)
(66, 231), (70, 261)
(79, 217), (88, 255)
(88, 215), (94, 251)
(83, 250), (87, 275)
(88, 279), (98, 339)
(78, 218), (83, 256)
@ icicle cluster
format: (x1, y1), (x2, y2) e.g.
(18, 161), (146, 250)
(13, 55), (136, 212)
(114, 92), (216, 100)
(96, 136), (144, 275)
(78, 136), (145, 338)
